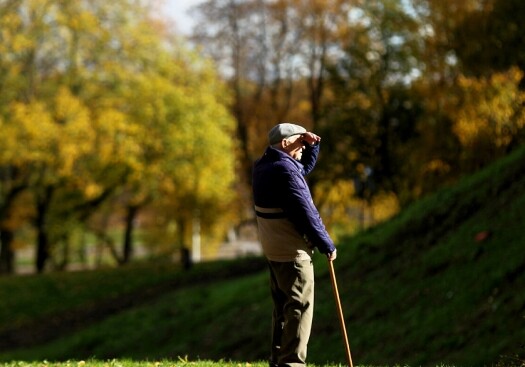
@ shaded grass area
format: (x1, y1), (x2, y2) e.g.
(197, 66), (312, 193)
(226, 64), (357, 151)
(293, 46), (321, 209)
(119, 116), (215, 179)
(1, 258), (270, 323)
(0, 270), (272, 362)
(0, 259), (266, 351)
(1, 147), (525, 366)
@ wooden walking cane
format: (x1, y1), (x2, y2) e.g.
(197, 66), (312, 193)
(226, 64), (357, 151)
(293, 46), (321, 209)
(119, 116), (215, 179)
(328, 259), (354, 367)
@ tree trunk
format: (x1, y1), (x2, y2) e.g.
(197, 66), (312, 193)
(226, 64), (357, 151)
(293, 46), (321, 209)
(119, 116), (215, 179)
(177, 217), (192, 269)
(0, 177), (27, 275)
(35, 222), (49, 273)
(35, 186), (54, 273)
(122, 204), (139, 264)
(0, 229), (14, 275)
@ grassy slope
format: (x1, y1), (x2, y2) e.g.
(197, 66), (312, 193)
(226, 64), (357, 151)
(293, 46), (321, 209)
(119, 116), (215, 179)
(1, 147), (525, 366)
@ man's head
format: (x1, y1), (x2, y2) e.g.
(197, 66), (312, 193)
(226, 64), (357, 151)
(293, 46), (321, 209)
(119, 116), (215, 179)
(268, 123), (307, 145)
(269, 123), (307, 160)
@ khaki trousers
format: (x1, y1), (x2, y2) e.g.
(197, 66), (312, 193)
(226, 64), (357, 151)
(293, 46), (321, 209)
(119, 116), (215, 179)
(268, 259), (314, 367)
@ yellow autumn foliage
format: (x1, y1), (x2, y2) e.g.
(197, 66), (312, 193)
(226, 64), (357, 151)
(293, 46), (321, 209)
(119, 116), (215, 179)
(452, 68), (525, 148)
(0, 0), (237, 263)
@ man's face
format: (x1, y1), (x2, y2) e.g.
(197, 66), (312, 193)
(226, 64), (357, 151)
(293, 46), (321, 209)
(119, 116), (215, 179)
(284, 134), (306, 160)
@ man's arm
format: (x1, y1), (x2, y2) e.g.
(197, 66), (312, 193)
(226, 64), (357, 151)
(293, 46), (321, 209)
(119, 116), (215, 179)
(300, 132), (321, 175)
(282, 170), (336, 255)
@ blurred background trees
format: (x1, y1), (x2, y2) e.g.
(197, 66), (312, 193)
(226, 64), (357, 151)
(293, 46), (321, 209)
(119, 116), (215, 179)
(1, 0), (524, 274)
(0, 0), (236, 273)
(190, 0), (525, 236)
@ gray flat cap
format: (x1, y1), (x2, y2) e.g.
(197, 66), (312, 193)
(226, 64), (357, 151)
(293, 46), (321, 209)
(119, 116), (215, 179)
(268, 123), (307, 145)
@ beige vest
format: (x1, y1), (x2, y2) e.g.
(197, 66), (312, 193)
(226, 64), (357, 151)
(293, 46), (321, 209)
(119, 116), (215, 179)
(255, 205), (314, 262)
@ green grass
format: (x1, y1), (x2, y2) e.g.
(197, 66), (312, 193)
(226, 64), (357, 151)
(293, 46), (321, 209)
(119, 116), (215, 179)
(0, 259), (266, 329)
(1, 147), (525, 367)
(0, 361), (271, 367)
(0, 361), (457, 367)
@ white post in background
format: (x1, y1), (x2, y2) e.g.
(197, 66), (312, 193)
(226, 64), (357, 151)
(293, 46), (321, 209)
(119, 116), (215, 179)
(192, 211), (201, 263)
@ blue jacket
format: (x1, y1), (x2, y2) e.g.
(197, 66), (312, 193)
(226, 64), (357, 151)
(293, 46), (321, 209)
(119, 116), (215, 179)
(252, 144), (335, 260)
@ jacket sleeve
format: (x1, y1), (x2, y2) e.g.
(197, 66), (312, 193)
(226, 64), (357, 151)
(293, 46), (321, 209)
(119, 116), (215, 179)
(280, 168), (336, 254)
(300, 143), (320, 176)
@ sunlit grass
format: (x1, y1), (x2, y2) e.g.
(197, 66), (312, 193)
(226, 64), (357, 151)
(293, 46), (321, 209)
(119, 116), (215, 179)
(0, 361), (460, 367)
(0, 360), (269, 367)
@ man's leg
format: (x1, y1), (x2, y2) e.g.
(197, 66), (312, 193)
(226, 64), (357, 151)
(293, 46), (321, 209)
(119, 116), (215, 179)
(269, 262), (286, 367)
(268, 260), (314, 367)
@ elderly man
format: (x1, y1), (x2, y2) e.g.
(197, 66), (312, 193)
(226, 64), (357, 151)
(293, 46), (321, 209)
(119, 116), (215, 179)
(252, 122), (337, 367)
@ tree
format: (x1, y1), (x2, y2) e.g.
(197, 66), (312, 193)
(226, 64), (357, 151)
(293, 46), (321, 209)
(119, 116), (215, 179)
(403, 0), (525, 199)
(188, 0), (525, 238)
(453, 0), (525, 78)
(0, 0), (237, 273)
(316, 0), (422, 207)
(447, 68), (525, 171)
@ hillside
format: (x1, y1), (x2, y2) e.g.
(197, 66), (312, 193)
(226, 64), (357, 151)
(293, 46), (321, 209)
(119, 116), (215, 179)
(1, 147), (525, 366)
